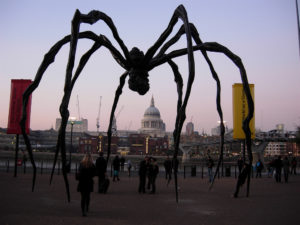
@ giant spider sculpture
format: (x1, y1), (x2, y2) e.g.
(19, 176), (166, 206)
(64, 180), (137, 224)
(20, 5), (254, 202)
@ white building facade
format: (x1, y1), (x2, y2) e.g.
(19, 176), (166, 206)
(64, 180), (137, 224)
(139, 96), (166, 137)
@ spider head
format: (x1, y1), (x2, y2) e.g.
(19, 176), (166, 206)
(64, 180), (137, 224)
(128, 47), (149, 95)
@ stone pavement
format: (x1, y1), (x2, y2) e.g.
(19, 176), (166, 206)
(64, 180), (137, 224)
(1, 171), (299, 225)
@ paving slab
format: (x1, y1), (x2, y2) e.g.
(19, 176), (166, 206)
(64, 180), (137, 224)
(0, 171), (299, 225)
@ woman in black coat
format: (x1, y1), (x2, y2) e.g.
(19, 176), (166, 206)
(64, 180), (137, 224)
(77, 153), (96, 217)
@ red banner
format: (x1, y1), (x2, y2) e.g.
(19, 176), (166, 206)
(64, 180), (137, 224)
(7, 79), (33, 134)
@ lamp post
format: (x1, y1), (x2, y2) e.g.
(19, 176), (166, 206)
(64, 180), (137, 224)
(70, 121), (74, 154)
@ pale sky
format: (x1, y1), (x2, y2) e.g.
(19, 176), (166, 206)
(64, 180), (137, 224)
(0, 0), (300, 134)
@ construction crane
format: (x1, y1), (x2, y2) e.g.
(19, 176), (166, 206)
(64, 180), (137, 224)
(111, 105), (124, 136)
(76, 95), (81, 120)
(115, 105), (124, 119)
(127, 121), (132, 131)
(96, 96), (102, 133)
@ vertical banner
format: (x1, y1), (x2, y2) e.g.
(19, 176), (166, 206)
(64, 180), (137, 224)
(7, 79), (33, 134)
(232, 83), (255, 139)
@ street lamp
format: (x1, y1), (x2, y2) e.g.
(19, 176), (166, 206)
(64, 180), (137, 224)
(66, 120), (74, 173)
(70, 120), (74, 153)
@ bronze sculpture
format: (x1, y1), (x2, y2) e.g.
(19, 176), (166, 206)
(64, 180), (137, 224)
(20, 5), (254, 202)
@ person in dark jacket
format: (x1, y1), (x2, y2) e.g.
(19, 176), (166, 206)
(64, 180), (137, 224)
(149, 157), (159, 194)
(113, 155), (120, 181)
(207, 156), (214, 183)
(76, 153), (96, 217)
(255, 159), (264, 178)
(274, 156), (283, 183)
(138, 156), (149, 193)
(290, 157), (297, 175)
(282, 156), (290, 183)
(237, 157), (244, 174)
(95, 152), (107, 193)
(164, 156), (172, 183)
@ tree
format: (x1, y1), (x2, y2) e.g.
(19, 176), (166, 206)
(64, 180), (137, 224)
(296, 126), (300, 147)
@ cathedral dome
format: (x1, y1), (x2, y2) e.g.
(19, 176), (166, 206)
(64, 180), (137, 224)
(140, 96), (166, 136)
(144, 97), (160, 117)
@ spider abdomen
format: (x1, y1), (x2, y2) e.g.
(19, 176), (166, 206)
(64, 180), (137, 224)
(128, 68), (149, 95)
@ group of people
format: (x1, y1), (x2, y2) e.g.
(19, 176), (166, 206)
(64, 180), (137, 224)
(267, 156), (297, 183)
(112, 155), (133, 180)
(75, 152), (298, 216)
(138, 156), (159, 194)
(76, 153), (162, 216)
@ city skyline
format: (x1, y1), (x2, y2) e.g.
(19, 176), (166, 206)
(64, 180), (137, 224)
(1, 0), (300, 134)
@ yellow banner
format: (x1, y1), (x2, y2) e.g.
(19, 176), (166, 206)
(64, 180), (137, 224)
(232, 83), (255, 139)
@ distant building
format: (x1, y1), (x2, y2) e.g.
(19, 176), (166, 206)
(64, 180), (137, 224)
(78, 133), (169, 155)
(186, 122), (194, 136)
(264, 142), (286, 156)
(139, 96), (166, 137)
(55, 118), (88, 133)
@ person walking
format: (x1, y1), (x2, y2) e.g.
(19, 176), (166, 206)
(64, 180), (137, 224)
(274, 156), (283, 183)
(207, 156), (214, 183)
(127, 159), (132, 177)
(120, 156), (125, 171)
(164, 155), (172, 183)
(113, 155), (120, 181)
(291, 157), (297, 175)
(255, 159), (264, 178)
(95, 152), (107, 193)
(149, 158), (159, 194)
(138, 156), (149, 194)
(283, 156), (290, 183)
(76, 153), (96, 217)
(237, 157), (243, 174)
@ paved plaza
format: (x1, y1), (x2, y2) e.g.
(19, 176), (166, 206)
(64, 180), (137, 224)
(1, 171), (299, 225)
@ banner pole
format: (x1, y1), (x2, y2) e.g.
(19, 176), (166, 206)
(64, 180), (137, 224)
(14, 134), (20, 177)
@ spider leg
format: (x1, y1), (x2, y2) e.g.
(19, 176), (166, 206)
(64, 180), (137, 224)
(153, 41), (253, 195)
(188, 24), (226, 190)
(197, 42), (254, 165)
(166, 59), (184, 203)
(55, 9), (132, 201)
(146, 4), (195, 203)
(106, 72), (129, 163)
(21, 34), (127, 202)
(60, 7), (135, 200)
(73, 9), (131, 66)
(151, 27), (226, 187)
(144, 5), (189, 62)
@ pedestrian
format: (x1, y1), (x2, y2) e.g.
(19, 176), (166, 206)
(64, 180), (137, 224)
(113, 155), (120, 181)
(255, 159), (264, 178)
(76, 153), (96, 217)
(267, 159), (274, 178)
(172, 157), (179, 175)
(233, 163), (251, 198)
(274, 156), (283, 183)
(149, 157), (159, 194)
(22, 150), (27, 166)
(147, 157), (153, 190)
(95, 152), (107, 193)
(127, 159), (132, 177)
(282, 156), (290, 183)
(164, 155), (172, 183)
(207, 156), (214, 183)
(138, 156), (149, 193)
(291, 157), (297, 175)
(120, 156), (125, 171)
(237, 157), (243, 174)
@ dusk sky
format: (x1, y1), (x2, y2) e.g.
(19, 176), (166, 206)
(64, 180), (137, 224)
(1, 0), (299, 134)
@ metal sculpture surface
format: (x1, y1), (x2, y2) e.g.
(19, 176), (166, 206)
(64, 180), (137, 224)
(20, 5), (254, 202)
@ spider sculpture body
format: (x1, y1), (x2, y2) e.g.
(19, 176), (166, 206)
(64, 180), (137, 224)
(20, 5), (254, 202)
